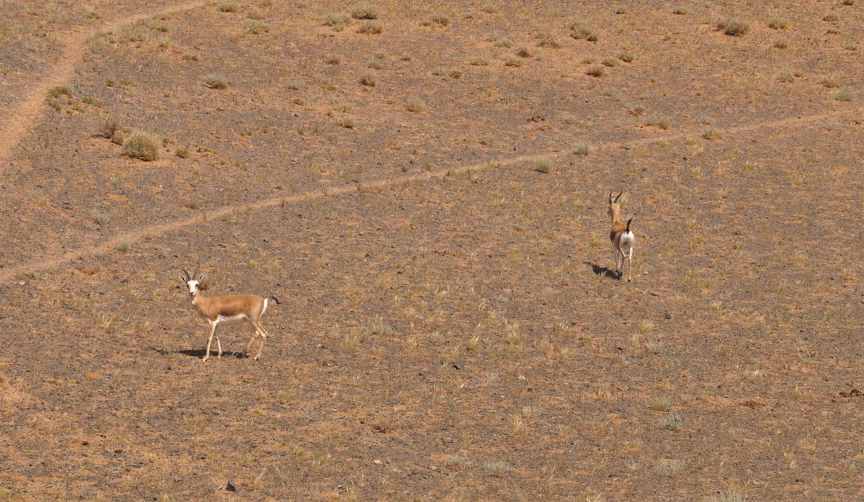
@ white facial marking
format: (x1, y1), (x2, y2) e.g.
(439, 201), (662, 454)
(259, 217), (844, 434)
(187, 280), (200, 295)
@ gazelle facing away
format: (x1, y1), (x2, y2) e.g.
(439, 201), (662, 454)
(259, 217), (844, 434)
(180, 269), (280, 362)
(608, 191), (635, 282)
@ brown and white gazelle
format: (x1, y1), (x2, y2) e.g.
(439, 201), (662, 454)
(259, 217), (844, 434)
(608, 191), (635, 282)
(180, 269), (280, 362)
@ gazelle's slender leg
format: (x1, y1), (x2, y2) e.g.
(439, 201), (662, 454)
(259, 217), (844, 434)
(616, 249), (623, 279)
(627, 248), (634, 282)
(245, 319), (262, 358)
(245, 334), (257, 358)
(255, 321), (271, 339)
(216, 334), (223, 357)
(252, 321), (268, 360)
(204, 321), (218, 362)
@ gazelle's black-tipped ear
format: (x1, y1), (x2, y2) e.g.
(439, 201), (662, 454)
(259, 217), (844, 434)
(608, 192), (614, 204)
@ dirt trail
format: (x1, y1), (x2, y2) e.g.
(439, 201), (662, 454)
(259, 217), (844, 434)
(0, 105), (859, 282)
(0, 1), (208, 170)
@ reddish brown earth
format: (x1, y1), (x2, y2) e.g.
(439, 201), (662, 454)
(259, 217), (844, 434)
(1, 1), (863, 500)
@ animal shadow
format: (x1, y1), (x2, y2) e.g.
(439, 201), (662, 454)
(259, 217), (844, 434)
(584, 261), (621, 280)
(150, 347), (249, 359)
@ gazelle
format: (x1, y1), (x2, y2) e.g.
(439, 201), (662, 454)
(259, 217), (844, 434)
(180, 269), (280, 362)
(608, 191), (635, 282)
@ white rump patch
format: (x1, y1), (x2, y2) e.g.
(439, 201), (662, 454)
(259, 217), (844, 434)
(620, 231), (635, 250)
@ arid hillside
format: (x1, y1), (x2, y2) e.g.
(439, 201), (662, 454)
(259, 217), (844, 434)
(1, 1), (863, 500)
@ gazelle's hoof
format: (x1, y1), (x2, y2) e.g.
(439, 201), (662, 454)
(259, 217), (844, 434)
(202, 356), (209, 363)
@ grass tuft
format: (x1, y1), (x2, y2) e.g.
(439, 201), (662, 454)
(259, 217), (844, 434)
(834, 89), (852, 102)
(662, 413), (683, 431)
(203, 74), (228, 89)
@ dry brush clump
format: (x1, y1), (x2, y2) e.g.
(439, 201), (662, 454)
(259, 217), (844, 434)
(569, 23), (598, 42)
(351, 6), (377, 20)
(122, 131), (160, 161)
(46, 86), (73, 111)
(717, 19), (749, 36)
(323, 14), (351, 31)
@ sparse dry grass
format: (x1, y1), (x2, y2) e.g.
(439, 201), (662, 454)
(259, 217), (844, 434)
(655, 458), (686, 476)
(357, 22), (382, 34)
(536, 35), (560, 48)
(704, 491), (746, 502)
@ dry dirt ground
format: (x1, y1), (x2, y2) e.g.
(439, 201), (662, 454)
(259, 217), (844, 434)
(1, 1), (863, 500)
